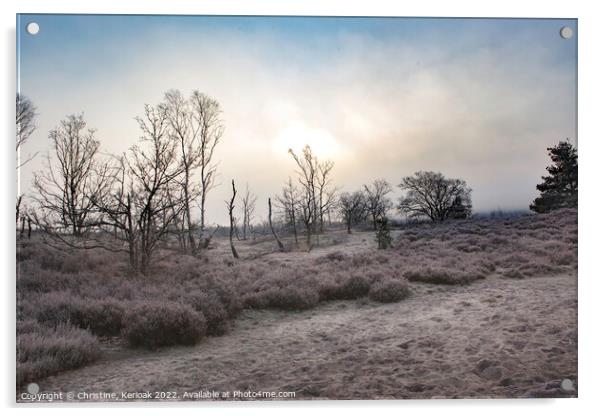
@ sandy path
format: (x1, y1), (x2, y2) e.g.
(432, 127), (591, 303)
(30, 273), (577, 401)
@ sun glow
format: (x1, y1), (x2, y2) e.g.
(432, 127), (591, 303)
(272, 121), (341, 159)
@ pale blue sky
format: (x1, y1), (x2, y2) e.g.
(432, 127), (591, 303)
(17, 15), (577, 224)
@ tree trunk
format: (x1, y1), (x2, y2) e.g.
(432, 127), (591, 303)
(305, 222), (312, 249)
(27, 216), (32, 239)
(228, 180), (239, 259)
(184, 172), (196, 252)
(199, 188), (206, 242)
(268, 198), (285, 251)
(16, 196), (22, 224)
(291, 207), (298, 244)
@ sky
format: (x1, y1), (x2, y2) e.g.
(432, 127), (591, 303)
(17, 15), (577, 225)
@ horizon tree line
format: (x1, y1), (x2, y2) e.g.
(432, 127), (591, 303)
(16, 91), (577, 270)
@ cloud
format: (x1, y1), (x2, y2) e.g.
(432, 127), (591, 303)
(18, 17), (576, 224)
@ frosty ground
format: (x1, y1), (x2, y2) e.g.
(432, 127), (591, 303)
(16, 209), (578, 400)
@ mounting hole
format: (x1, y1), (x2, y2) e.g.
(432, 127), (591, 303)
(27, 382), (40, 394)
(26, 22), (40, 35)
(560, 378), (575, 391)
(560, 26), (573, 39)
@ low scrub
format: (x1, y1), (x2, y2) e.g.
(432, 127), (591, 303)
(244, 286), (320, 311)
(27, 292), (124, 336)
(369, 279), (411, 303)
(319, 274), (371, 301)
(404, 268), (483, 285)
(17, 320), (100, 386)
(122, 301), (206, 349)
(179, 290), (231, 336)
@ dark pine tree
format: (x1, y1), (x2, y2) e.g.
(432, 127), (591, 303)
(375, 216), (393, 249)
(530, 140), (578, 213)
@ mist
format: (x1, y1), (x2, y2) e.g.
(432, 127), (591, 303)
(17, 15), (577, 225)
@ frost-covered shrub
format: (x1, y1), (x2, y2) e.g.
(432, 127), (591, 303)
(368, 278), (411, 303)
(180, 290), (231, 336)
(245, 286), (320, 311)
(122, 301), (206, 349)
(319, 274), (370, 301)
(404, 267), (483, 285)
(17, 321), (100, 385)
(28, 292), (124, 336)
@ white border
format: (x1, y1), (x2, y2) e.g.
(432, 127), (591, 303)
(2, 1), (601, 415)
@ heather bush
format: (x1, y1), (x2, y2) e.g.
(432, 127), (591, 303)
(266, 287), (320, 310)
(319, 274), (370, 301)
(550, 249), (577, 266)
(244, 286), (320, 311)
(180, 290), (231, 336)
(396, 209), (576, 285)
(17, 261), (73, 293)
(17, 321), (100, 385)
(76, 298), (125, 336)
(368, 278), (411, 303)
(404, 267), (483, 285)
(27, 292), (125, 336)
(314, 251), (347, 264)
(122, 301), (206, 349)
(14, 207), (577, 381)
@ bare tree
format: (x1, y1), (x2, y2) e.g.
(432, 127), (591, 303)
(226, 179), (239, 259)
(240, 183), (257, 240)
(191, 92), (223, 241)
(398, 171), (472, 222)
(317, 160), (337, 233)
(33, 114), (105, 237)
(338, 191), (367, 234)
(268, 197), (285, 251)
(288, 145), (336, 247)
(16, 93), (37, 222)
(363, 179), (393, 230)
(89, 104), (187, 274)
(162, 89), (203, 252)
(275, 177), (299, 244)
(289, 146), (317, 246)
(16, 93), (37, 167)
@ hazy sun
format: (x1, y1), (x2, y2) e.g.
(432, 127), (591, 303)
(272, 121), (340, 159)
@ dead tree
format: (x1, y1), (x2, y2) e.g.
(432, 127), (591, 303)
(191, 92), (223, 241)
(289, 145), (318, 247)
(91, 105), (186, 274)
(268, 197), (285, 251)
(339, 191), (367, 234)
(240, 183), (257, 240)
(163, 89), (204, 252)
(33, 114), (105, 237)
(289, 145), (335, 247)
(16, 93), (37, 167)
(16, 93), (37, 222)
(275, 177), (299, 244)
(317, 160), (336, 233)
(363, 179), (393, 230)
(226, 179), (239, 259)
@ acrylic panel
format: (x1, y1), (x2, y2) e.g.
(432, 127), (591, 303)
(16, 14), (578, 402)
